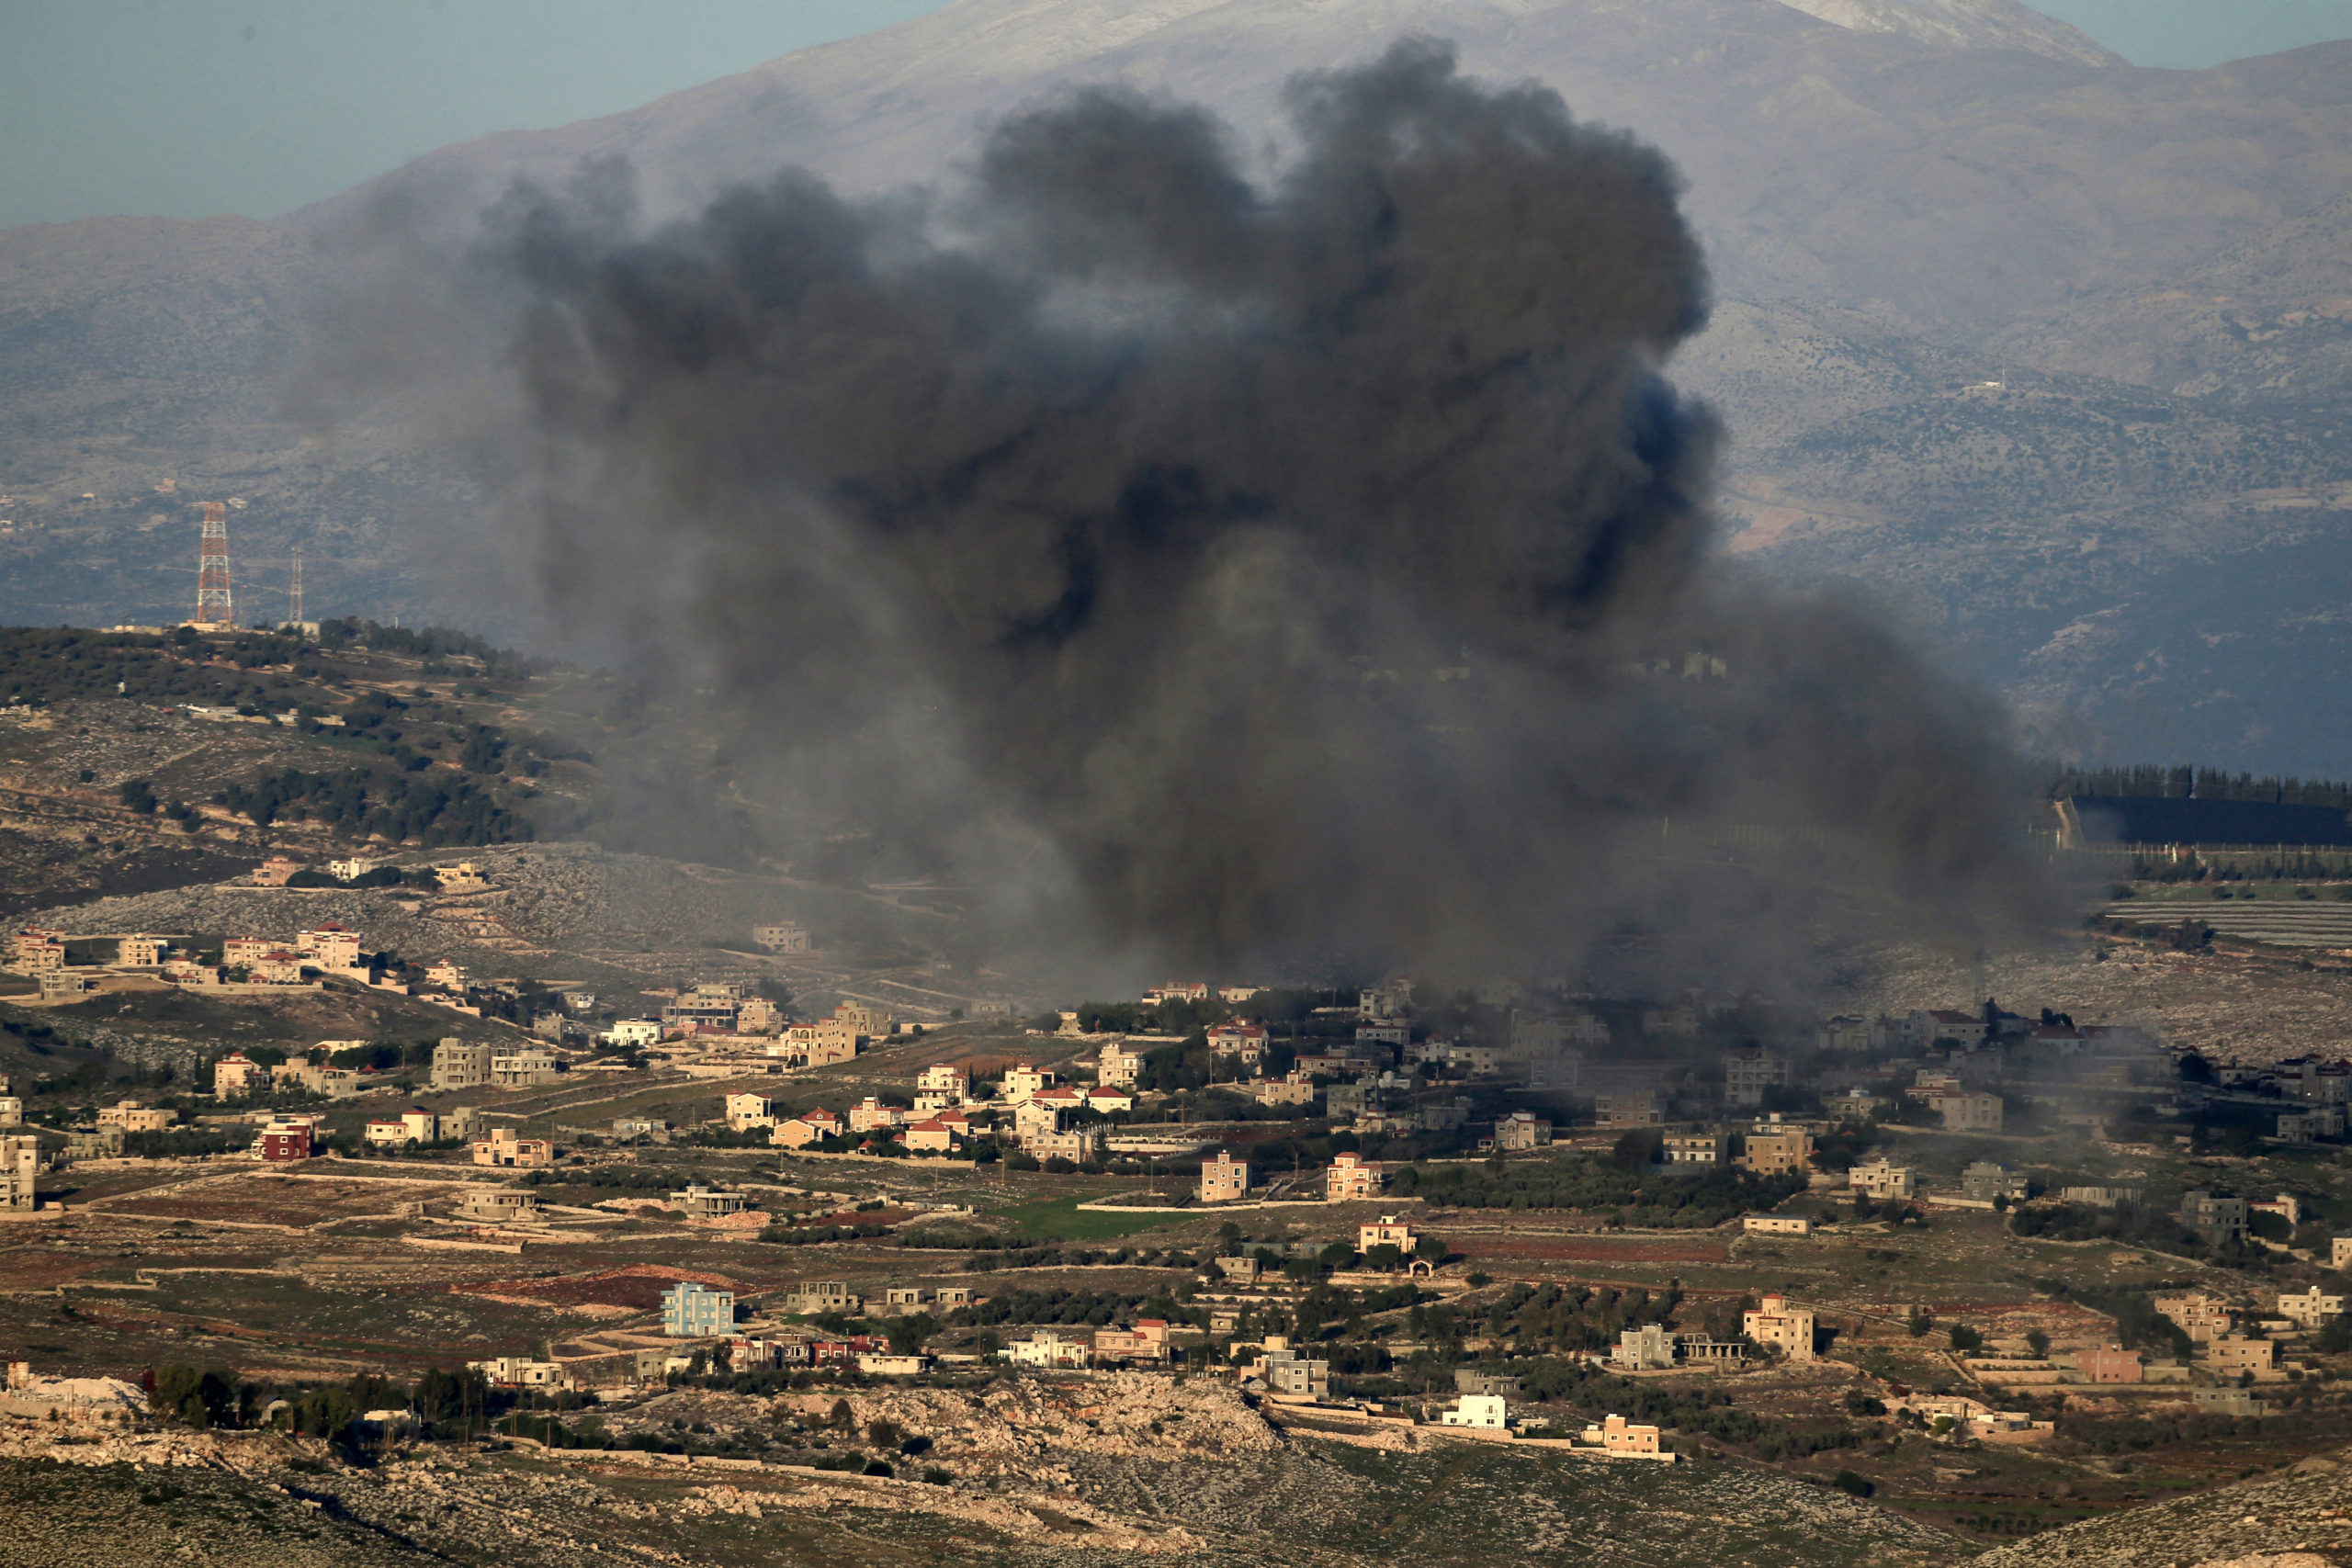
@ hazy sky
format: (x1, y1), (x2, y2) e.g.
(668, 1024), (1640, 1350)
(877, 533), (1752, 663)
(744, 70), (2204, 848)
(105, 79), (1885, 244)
(3, 0), (2348, 230)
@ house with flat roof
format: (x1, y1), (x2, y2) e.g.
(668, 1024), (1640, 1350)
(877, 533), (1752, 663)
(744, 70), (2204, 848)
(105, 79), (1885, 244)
(2209, 1334), (2278, 1379)
(2180, 1191), (2249, 1247)
(1941, 1092), (2004, 1133)
(1662, 1131), (1723, 1166)
(1259, 1342), (1330, 1399)
(752, 921), (809, 953)
(1094, 1041), (1144, 1089)
(471, 1127), (552, 1168)
(1594, 1091), (1660, 1129)
(724, 1092), (776, 1132)
(1961, 1161), (2029, 1204)
(2064, 1345), (2143, 1383)
(96, 1100), (173, 1134)
(781, 1280), (862, 1315)
(116, 934), (168, 968)
(489, 1050), (558, 1088)
(1616, 1324), (1675, 1371)
(1093, 1320), (1171, 1362)
(254, 1121), (313, 1162)
(662, 1280), (735, 1337)
(456, 1190), (540, 1224)
(2154, 1291), (2236, 1343)
(1585, 1413), (1667, 1457)
(2279, 1287), (2346, 1328)
(431, 1039), (492, 1091)
(1743, 1214), (1811, 1235)
(1848, 1157), (1915, 1201)
(1742, 1293), (1815, 1361)
(1441, 1393), (1508, 1428)
(1740, 1125), (1814, 1176)
(917, 1062), (970, 1098)
(1724, 1046), (1787, 1109)
(468, 1357), (570, 1390)
(1001, 1063), (1056, 1102)
(1, 1135), (40, 1212)
(1002, 1330), (1091, 1370)
(670, 1185), (748, 1221)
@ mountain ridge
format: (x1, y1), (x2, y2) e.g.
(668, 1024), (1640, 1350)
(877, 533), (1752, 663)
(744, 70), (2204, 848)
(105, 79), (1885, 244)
(1772, 0), (2120, 63)
(2, 0), (2349, 769)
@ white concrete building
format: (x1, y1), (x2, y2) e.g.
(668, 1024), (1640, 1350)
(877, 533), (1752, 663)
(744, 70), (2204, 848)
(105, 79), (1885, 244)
(1441, 1393), (1509, 1428)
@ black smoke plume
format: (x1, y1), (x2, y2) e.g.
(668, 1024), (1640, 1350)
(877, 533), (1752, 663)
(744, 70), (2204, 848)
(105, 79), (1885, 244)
(323, 40), (2062, 988)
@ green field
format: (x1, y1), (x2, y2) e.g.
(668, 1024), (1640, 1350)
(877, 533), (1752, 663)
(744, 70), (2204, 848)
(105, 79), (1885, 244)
(998, 1194), (1198, 1240)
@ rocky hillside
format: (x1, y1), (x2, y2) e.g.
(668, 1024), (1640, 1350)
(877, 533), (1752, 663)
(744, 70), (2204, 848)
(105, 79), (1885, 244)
(0, 1375), (1973, 1568)
(1974, 1447), (2352, 1565)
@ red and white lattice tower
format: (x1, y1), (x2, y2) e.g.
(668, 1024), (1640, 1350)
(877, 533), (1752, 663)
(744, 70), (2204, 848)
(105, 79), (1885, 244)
(194, 502), (232, 627)
(288, 546), (303, 627)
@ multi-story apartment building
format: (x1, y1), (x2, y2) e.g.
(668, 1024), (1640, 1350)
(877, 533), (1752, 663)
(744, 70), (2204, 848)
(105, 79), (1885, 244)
(1662, 1132), (1724, 1167)
(0, 1135), (39, 1211)
(1740, 1123), (1815, 1175)
(662, 1280), (735, 1337)
(1724, 1046), (1787, 1109)
(430, 1039), (493, 1092)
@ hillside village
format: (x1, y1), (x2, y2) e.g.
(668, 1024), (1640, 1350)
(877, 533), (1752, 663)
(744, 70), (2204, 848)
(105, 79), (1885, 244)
(6, 0), (2352, 1556)
(15, 866), (2352, 1555)
(9, 624), (2352, 1555)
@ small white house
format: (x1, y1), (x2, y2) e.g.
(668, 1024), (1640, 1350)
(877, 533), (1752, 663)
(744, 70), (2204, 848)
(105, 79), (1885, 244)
(1440, 1393), (1509, 1428)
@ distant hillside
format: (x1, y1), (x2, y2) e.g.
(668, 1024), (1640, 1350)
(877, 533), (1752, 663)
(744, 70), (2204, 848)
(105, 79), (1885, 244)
(1773, 0), (2119, 62)
(2, 0), (2351, 768)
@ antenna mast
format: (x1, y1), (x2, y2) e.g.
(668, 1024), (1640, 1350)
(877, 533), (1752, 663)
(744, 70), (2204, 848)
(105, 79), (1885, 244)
(289, 546), (303, 627)
(194, 502), (232, 628)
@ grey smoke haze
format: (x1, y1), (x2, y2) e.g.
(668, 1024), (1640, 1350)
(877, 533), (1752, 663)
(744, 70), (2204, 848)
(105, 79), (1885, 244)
(316, 40), (2064, 989)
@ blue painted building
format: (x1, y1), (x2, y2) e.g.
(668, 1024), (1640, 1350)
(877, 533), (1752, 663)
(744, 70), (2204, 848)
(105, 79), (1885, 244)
(662, 1280), (735, 1337)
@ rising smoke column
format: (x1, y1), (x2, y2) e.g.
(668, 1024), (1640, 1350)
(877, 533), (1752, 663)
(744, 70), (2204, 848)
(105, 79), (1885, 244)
(411, 39), (2059, 983)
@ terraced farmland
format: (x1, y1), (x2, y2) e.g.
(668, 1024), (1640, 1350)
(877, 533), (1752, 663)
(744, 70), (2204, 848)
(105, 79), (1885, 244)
(2103, 897), (2352, 949)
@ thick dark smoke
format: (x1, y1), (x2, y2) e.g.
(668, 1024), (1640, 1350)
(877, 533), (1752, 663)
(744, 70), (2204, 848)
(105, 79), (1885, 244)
(321, 40), (2064, 988)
